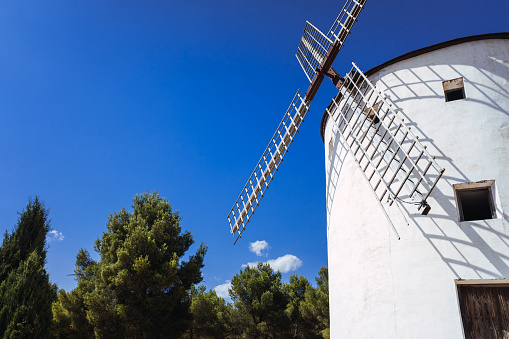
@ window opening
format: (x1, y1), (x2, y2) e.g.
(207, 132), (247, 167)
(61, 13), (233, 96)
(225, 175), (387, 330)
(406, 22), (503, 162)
(454, 181), (496, 221)
(443, 77), (466, 102)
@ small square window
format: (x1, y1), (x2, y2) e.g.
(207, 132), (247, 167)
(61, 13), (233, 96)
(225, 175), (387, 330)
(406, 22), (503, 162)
(443, 77), (466, 102)
(454, 181), (496, 222)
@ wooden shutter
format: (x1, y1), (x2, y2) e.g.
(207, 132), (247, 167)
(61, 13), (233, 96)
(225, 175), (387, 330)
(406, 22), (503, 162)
(457, 285), (509, 338)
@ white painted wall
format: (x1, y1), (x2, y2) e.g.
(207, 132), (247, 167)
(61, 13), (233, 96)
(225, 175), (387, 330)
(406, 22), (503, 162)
(324, 38), (509, 338)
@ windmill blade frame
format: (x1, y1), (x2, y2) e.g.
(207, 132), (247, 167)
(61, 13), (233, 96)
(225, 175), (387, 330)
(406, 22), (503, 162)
(325, 63), (445, 237)
(296, 0), (366, 90)
(227, 0), (366, 243)
(227, 91), (310, 244)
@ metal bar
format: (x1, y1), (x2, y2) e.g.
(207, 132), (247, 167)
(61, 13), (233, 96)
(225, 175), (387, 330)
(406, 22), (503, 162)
(228, 91), (310, 240)
(341, 75), (377, 149)
(345, 72), (415, 172)
(326, 104), (400, 239)
(304, 21), (332, 53)
(342, 95), (366, 143)
(350, 63), (444, 174)
(389, 150), (425, 206)
(301, 34), (325, 65)
(369, 125), (402, 181)
(380, 140), (416, 203)
(295, 53), (313, 83)
(369, 113), (396, 155)
(329, 103), (397, 200)
(230, 1), (369, 243)
(422, 168), (445, 202)
(408, 161), (432, 197)
(373, 133), (407, 191)
(358, 112), (385, 168)
(386, 140), (415, 190)
(351, 96), (376, 156)
(326, 64), (446, 225)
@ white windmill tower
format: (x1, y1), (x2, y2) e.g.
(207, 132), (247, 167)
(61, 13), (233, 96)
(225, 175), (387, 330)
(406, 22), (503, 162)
(323, 33), (509, 338)
(228, 0), (509, 337)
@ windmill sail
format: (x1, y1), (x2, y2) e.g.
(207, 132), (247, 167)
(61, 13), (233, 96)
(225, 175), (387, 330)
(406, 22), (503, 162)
(228, 0), (366, 243)
(326, 63), (445, 238)
(227, 91), (310, 243)
(296, 21), (333, 83)
(327, 0), (366, 43)
(296, 0), (365, 84)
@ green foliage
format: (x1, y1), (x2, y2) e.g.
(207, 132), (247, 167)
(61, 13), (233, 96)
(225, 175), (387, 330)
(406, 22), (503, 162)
(51, 250), (96, 338)
(184, 264), (332, 339)
(132, 260), (331, 339)
(0, 197), (57, 338)
(52, 191), (207, 339)
(301, 267), (330, 338)
(52, 289), (94, 339)
(181, 286), (236, 339)
(0, 197), (50, 282)
(284, 274), (320, 338)
(229, 262), (290, 338)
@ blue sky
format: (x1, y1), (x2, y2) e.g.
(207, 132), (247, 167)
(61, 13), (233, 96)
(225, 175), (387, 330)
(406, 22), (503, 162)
(0, 1), (507, 297)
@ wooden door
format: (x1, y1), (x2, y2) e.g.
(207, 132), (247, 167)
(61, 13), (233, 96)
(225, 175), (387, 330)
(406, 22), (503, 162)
(457, 285), (509, 338)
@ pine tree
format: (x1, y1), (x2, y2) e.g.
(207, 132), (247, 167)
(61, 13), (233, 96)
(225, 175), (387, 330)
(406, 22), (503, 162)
(0, 197), (57, 338)
(51, 249), (96, 338)
(301, 266), (330, 338)
(182, 286), (234, 339)
(53, 191), (207, 339)
(283, 274), (320, 338)
(229, 262), (290, 338)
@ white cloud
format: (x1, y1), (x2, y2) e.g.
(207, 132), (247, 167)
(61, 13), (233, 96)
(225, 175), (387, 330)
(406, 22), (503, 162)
(249, 240), (269, 256)
(242, 261), (262, 269)
(242, 254), (303, 273)
(46, 230), (64, 242)
(214, 280), (231, 300)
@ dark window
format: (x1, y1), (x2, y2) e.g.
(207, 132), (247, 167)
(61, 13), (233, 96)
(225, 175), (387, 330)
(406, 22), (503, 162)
(443, 77), (466, 102)
(456, 188), (495, 221)
(445, 88), (465, 102)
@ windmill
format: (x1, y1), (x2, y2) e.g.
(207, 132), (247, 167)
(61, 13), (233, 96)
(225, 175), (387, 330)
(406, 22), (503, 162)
(227, 0), (445, 243)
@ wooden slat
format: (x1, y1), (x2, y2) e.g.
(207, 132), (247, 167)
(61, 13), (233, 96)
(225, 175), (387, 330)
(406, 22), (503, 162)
(458, 285), (509, 338)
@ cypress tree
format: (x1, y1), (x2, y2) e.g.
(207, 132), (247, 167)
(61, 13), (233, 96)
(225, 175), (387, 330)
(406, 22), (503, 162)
(0, 197), (57, 338)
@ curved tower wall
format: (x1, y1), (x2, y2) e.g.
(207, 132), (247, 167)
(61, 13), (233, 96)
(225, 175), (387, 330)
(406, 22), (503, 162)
(324, 37), (509, 338)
